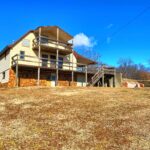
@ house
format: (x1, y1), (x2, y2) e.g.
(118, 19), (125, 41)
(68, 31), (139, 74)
(0, 26), (119, 88)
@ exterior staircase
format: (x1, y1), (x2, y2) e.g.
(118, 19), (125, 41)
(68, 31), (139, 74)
(91, 68), (104, 86)
(90, 66), (116, 86)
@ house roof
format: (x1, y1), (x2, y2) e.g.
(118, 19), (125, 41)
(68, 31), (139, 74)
(73, 51), (97, 65)
(34, 26), (73, 42)
(0, 30), (34, 57)
(0, 26), (97, 65)
(0, 26), (72, 57)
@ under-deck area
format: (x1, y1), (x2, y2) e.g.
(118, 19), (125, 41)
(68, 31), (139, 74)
(10, 65), (93, 87)
(91, 66), (117, 87)
(95, 74), (115, 87)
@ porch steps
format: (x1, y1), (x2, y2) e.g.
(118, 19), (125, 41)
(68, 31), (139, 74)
(90, 66), (116, 86)
(91, 68), (104, 86)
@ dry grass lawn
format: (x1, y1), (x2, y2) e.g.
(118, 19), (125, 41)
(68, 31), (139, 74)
(0, 87), (150, 150)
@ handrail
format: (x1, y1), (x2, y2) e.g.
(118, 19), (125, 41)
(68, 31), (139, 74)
(37, 36), (73, 46)
(12, 54), (87, 66)
(11, 54), (89, 73)
(92, 69), (104, 84)
(91, 66), (116, 85)
(33, 37), (72, 50)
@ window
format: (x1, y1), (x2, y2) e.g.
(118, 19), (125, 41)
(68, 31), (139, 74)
(50, 55), (63, 69)
(2, 72), (5, 79)
(42, 54), (48, 67)
(37, 36), (49, 45)
(41, 37), (49, 44)
(22, 39), (30, 47)
(50, 55), (56, 68)
(58, 57), (63, 69)
(20, 51), (25, 60)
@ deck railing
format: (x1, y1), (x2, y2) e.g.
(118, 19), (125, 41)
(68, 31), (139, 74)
(91, 66), (116, 86)
(11, 54), (87, 73)
(33, 36), (72, 51)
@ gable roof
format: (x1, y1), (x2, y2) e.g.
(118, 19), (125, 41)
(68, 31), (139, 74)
(0, 26), (97, 65)
(0, 26), (73, 57)
(73, 51), (97, 65)
(0, 30), (33, 57)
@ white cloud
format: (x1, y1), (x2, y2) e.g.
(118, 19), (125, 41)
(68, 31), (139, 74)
(107, 23), (114, 29)
(72, 33), (97, 48)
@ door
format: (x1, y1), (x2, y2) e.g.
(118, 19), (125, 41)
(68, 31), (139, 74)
(77, 74), (86, 87)
(51, 73), (56, 87)
(42, 54), (48, 67)
(58, 57), (63, 69)
(50, 55), (56, 68)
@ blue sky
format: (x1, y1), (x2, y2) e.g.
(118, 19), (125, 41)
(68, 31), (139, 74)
(0, 0), (150, 66)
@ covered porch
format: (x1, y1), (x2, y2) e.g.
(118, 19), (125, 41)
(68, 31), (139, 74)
(11, 65), (94, 87)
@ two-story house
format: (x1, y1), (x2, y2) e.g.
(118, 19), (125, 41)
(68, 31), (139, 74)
(0, 26), (98, 88)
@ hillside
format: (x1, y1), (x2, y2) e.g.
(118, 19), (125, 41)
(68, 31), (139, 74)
(0, 87), (150, 149)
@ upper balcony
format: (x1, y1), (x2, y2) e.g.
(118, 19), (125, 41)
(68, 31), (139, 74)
(33, 26), (73, 55)
(33, 36), (73, 55)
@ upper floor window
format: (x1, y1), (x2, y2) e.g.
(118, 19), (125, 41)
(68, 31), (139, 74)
(2, 71), (5, 79)
(36, 36), (49, 45)
(20, 51), (25, 60)
(22, 39), (30, 47)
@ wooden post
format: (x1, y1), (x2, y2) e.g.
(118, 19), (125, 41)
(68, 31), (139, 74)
(71, 39), (74, 86)
(37, 27), (41, 86)
(102, 67), (104, 87)
(85, 65), (88, 86)
(16, 55), (19, 87)
(102, 75), (104, 87)
(71, 52), (74, 85)
(56, 49), (59, 86)
(113, 69), (116, 87)
(56, 27), (59, 86)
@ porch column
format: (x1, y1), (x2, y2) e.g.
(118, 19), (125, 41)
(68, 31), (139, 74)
(113, 69), (116, 87)
(56, 49), (59, 86)
(85, 65), (88, 86)
(37, 27), (41, 86)
(102, 74), (105, 87)
(56, 27), (59, 86)
(71, 52), (74, 85)
(16, 55), (19, 87)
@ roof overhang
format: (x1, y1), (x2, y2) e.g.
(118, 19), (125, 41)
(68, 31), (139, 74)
(0, 46), (11, 57)
(73, 51), (97, 65)
(34, 26), (73, 42)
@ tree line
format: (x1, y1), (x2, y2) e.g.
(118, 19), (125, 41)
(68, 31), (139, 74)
(117, 58), (150, 80)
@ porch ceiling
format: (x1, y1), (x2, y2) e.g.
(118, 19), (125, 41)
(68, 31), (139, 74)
(33, 45), (72, 55)
(34, 26), (73, 42)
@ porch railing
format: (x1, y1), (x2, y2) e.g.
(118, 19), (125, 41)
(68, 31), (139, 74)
(33, 36), (72, 51)
(11, 54), (87, 73)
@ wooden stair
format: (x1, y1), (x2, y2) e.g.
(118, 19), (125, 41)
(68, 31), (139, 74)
(91, 68), (104, 86)
(90, 66), (116, 86)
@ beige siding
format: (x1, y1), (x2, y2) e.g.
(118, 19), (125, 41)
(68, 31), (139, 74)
(10, 33), (39, 67)
(10, 32), (78, 70)
(0, 51), (11, 83)
(63, 53), (77, 70)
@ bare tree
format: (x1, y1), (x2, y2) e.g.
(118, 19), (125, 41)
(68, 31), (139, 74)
(117, 58), (150, 80)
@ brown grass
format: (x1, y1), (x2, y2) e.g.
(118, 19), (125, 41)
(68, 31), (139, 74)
(0, 87), (150, 149)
